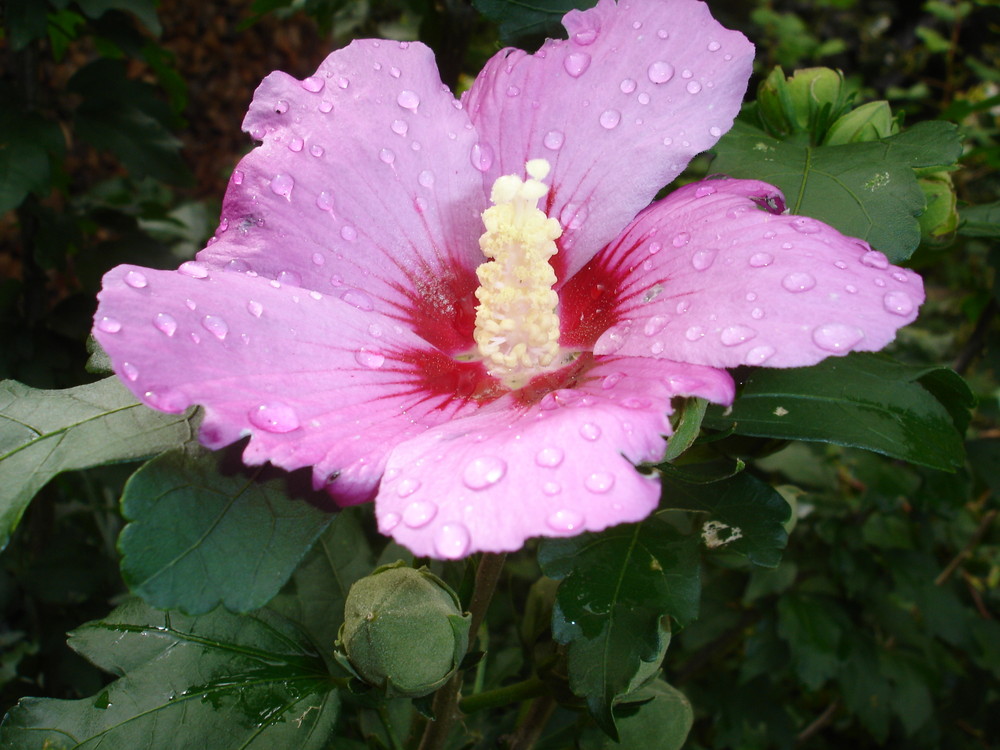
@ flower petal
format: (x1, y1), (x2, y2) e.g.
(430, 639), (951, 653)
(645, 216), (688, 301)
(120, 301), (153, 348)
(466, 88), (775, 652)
(586, 178), (924, 368)
(376, 356), (734, 557)
(463, 0), (752, 279)
(94, 265), (485, 505)
(198, 40), (486, 353)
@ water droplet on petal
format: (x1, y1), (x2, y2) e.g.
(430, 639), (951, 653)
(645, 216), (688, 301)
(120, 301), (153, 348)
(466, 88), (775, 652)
(201, 314), (228, 340)
(379, 148), (395, 164)
(845, 284), (858, 294)
(657, 28), (669, 38)
(153, 312), (177, 337)
(580, 422), (601, 441)
(694, 184), (716, 198)
(638, 92), (650, 105)
(691, 248), (718, 270)
(463, 456), (506, 489)
(178, 261), (209, 279)
(96, 316), (121, 333)
(685, 326), (705, 341)
(745, 345), (775, 365)
(860, 250), (889, 269)
(249, 401), (300, 433)
(391, 119), (408, 136)
(274, 99), (290, 114)
(270, 173), (294, 199)
(601, 372), (624, 390)
(671, 232), (691, 248)
(341, 225), (358, 241)
(599, 109), (621, 129)
(232, 170), (244, 184)
(572, 28), (598, 45)
(834, 260), (847, 270)
(397, 90), (420, 110)
(318, 100), (334, 113)
(644, 315), (668, 336)
(379, 512), (401, 532)
(710, 126), (722, 137)
(418, 170), (435, 187)
(122, 361), (139, 381)
(340, 288), (374, 311)
(543, 130), (564, 150)
(506, 85), (520, 97)
(782, 272), (817, 292)
(647, 61), (674, 83)
(389, 66), (401, 78)
(676, 300), (690, 314)
(247, 300), (263, 318)
(812, 323), (864, 352)
(883, 291), (914, 316)
(316, 191), (334, 211)
(355, 347), (385, 369)
(648, 241), (662, 255)
(535, 447), (565, 468)
(470, 142), (494, 171)
(751, 307), (764, 320)
(708, 40), (721, 51)
(564, 52), (591, 77)
(301, 75), (324, 93)
(585, 472), (615, 494)
(543, 481), (561, 496)
(720, 325), (757, 346)
(278, 270), (302, 286)
(288, 137), (304, 152)
(144, 388), (190, 413)
(547, 509), (584, 532)
(397, 478), (421, 497)
(125, 270), (148, 289)
(435, 523), (471, 559)
(791, 217), (821, 233)
(620, 78), (637, 93)
(403, 500), (437, 528)
(686, 80), (703, 94)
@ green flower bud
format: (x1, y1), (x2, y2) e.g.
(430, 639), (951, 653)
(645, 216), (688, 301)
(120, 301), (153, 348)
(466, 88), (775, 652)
(823, 100), (899, 145)
(584, 680), (693, 750)
(336, 561), (471, 698)
(758, 66), (851, 140)
(916, 169), (959, 245)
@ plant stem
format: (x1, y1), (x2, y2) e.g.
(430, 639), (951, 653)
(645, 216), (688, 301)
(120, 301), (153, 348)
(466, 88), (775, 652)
(417, 552), (507, 750)
(458, 676), (547, 714)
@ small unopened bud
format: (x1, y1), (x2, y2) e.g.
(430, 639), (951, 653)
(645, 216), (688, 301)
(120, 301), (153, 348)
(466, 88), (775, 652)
(335, 561), (471, 697)
(824, 100), (899, 145)
(916, 169), (959, 245)
(758, 66), (851, 140)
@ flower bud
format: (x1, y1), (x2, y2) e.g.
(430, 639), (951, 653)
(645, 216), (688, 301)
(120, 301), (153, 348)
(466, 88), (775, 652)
(336, 561), (471, 697)
(823, 100), (899, 145)
(916, 169), (959, 245)
(758, 67), (851, 140)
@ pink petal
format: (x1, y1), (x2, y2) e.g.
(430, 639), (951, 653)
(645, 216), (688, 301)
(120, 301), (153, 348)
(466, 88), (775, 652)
(463, 0), (753, 280)
(586, 178), (924, 368)
(198, 40), (486, 354)
(376, 356), (734, 558)
(94, 265), (488, 505)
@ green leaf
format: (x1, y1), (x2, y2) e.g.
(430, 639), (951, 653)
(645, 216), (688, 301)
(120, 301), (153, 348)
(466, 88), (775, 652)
(76, 0), (161, 35)
(539, 518), (700, 737)
(662, 471), (790, 567)
(959, 201), (1000, 238)
(269, 507), (376, 649)
(0, 599), (340, 749)
(712, 120), (963, 261)
(777, 593), (847, 690)
(472, 0), (594, 46)
(119, 449), (335, 615)
(0, 109), (66, 214)
(0, 377), (196, 552)
(703, 354), (969, 471)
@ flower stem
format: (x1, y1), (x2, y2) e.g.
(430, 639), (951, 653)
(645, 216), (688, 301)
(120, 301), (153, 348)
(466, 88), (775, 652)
(458, 676), (547, 714)
(417, 552), (507, 750)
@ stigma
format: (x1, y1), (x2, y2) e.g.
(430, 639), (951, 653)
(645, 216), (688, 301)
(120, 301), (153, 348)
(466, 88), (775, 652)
(473, 159), (563, 390)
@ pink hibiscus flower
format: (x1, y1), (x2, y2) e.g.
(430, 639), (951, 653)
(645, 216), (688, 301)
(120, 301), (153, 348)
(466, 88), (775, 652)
(93, 0), (923, 558)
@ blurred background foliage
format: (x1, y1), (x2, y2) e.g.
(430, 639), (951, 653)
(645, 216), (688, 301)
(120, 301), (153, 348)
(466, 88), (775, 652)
(1, 0), (998, 748)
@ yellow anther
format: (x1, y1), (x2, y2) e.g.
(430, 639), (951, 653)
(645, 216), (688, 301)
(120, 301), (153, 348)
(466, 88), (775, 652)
(474, 160), (563, 390)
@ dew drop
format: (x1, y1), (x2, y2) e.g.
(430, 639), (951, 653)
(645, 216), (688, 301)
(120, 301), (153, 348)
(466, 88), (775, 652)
(620, 78), (637, 93)
(671, 232), (691, 247)
(396, 478), (421, 497)
(535, 447), (565, 468)
(309, 144), (324, 157)
(301, 76), (324, 92)
(355, 347), (385, 369)
(691, 248), (718, 271)
(694, 184), (716, 197)
(745, 345), (775, 365)
(329, 274), (344, 288)
(270, 173), (294, 199)
(860, 250), (889, 269)
(153, 312), (177, 337)
(883, 291), (914, 316)
(278, 269), (302, 286)
(657, 28), (669, 39)
(247, 300), (263, 318)
(201, 314), (228, 340)
(543, 482), (561, 496)
(685, 326), (705, 341)
(144, 388), (190, 414)
(274, 99), (290, 114)
(391, 119), (408, 136)
(638, 92), (650, 105)
(751, 307), (764, 320)
(782, 272), (817, 292)
(506, 85), (520, 97)
(389, 66), (401, 78)
(791, 217), (821, 233)
(337, 76), (349, 89)
(580, 422), (602, 441)
(397, 90), (420, 110)
(585, 472), (615, 494)
(341, 225), (358, 241)
(686, 80), (703, 94)
(379, 148), (396, 165)
(316, 191), (334, 211)
(599, 109), (621, 129)
(708, 40), (721, 51)
(178, 261), (209, 279)
(470, 142), (494, 172)
(96, 316), (122, 333)
(572, 27), (598, 45)
(418, 169), (435, 187)
(288, 137), (304, 152)
(463, 456), (506, 489)
(647, 61), (674, 83)
(676, 300), (690, 314)
(710, 126), (722, 137)
(644, 315), (668, 336)
(318, 100), (334, 113)
(720, 325), (757, 346)
(122, 361), (139, 381)
(834, 260), (848, 270)
(543, 130), (565, 150)
(232, 169), (244, 185)
(812, 323), (864, 352)
(845, 284), (858, 294)
(340, 288), (375, 311)
(248, 401), (300, 433)
(403, 500), (437, 528)
(749, 252), (773, 268)
(435, 523), (471, 559)
(547, 509), (584, 532)
(125, 270), (148, 289)
(648, 241), (662, 255)
(564, 52), (591, 77)
(379, 512), (401, 532)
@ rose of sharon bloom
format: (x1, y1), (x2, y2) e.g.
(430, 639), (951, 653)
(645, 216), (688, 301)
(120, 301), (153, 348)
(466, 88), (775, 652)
(93, 0), (923, 559)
